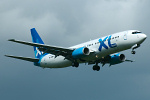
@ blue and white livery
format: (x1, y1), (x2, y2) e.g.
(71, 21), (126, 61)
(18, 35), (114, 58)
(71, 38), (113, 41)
(5, 28), (147, 71)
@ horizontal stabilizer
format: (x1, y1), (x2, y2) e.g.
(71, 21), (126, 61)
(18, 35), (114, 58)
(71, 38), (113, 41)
(5, 55), (39, 62)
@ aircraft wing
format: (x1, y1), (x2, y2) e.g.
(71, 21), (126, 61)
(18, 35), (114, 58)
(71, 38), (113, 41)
(125, 59), (135, 62)
(8, 39), (74, 57)
(5, 55), (39, 62)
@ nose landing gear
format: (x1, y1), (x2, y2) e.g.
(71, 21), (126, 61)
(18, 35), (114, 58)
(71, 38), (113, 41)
(131, 50), (136, 54)
(131, 44), (140, 54)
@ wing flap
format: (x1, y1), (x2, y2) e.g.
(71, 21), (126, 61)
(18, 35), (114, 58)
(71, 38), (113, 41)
(5, 55), (39, 62)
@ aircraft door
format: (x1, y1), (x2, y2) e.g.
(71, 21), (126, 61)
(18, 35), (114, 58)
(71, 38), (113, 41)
(124, 32), (127, 40)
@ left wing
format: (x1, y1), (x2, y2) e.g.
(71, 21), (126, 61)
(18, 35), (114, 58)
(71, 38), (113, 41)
(8, 39), (74, 57)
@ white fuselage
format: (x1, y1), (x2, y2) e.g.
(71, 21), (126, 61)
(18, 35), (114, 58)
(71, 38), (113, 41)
(40, 30), (147, 68)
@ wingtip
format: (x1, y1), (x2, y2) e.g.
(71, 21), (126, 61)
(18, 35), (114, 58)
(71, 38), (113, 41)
(4, 55), (9, 57)
(8, 39), (15, 41)
(5, 55), (14, 57)
(125, 59), (135, 62)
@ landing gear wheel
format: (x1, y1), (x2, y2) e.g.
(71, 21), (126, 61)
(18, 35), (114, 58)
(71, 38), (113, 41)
(93, 65), (96, 70)
(93, 65), (100, 71)
(96, 66), (100, 71)
(131, 51), (136, 54)
(74, 62), (79, 67)
(72, 62), (79, 67)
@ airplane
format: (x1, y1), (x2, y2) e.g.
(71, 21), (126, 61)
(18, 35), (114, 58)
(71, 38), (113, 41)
(5, 28), (147, 71)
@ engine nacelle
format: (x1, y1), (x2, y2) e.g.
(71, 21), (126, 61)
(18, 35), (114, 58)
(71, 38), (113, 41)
(72, 47), (90, 59)
(110, 53), (126, 65)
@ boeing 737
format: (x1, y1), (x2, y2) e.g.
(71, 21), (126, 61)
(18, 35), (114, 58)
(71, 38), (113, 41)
(5, 28), (147, 71)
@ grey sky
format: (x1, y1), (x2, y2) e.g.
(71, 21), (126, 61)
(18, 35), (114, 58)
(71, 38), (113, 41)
(1, 0), (150, 100)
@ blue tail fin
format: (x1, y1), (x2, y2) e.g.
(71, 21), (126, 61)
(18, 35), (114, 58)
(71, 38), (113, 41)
(31, 28), (44, 58)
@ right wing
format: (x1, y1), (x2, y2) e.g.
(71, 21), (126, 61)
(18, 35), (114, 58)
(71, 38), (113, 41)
(125, 59), (135, 62)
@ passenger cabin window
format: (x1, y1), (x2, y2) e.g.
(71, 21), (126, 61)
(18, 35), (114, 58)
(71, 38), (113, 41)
(132, 31), (142, 34)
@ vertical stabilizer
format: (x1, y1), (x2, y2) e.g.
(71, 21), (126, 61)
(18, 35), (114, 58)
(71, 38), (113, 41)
(31, 28), (44, 58)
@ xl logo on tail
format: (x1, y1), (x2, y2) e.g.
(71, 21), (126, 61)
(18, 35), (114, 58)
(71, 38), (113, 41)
(99, 35), (117, 51)
(35, 47), (43, 58)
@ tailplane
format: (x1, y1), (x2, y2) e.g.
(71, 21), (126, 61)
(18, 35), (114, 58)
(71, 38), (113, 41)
(5, 55), (39, 62)
(31, 28), (44, 58)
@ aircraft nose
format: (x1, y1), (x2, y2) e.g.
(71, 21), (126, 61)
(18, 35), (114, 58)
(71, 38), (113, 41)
(141, 34), (147, 40)
(143, 34), (147, 39)
(139, 34), (147, 44)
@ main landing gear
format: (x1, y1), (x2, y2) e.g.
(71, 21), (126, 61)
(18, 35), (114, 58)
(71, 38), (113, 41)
(72, 62), (79, 67)
(93, 64), (100, 71)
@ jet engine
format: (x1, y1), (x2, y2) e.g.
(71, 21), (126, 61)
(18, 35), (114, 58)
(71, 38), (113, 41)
(109, 53), (126, 65)
(72, 47), (90, 59)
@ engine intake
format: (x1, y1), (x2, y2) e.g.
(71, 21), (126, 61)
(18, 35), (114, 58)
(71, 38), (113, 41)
(72, 47), (90, 59)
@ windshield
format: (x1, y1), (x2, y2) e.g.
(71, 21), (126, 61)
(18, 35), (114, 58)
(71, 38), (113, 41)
(132, 31), (142, 34)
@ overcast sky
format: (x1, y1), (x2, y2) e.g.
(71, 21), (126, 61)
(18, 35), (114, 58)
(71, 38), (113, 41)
(1, 0), (150, 100)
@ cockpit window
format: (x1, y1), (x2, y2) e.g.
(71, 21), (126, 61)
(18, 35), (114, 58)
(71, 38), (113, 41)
(132, 31), (142, 34)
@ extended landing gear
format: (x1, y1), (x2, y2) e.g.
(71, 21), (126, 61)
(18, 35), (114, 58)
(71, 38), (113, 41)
(72, 62), (79, 67)
(131, 50), (136, 54)
(93, 64), (100, 71)
(131, 44), (140, 54)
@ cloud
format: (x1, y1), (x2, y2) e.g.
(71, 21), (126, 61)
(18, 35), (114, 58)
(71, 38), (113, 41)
(1, 0), (147, 44)
(1, 0), (150, 100)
